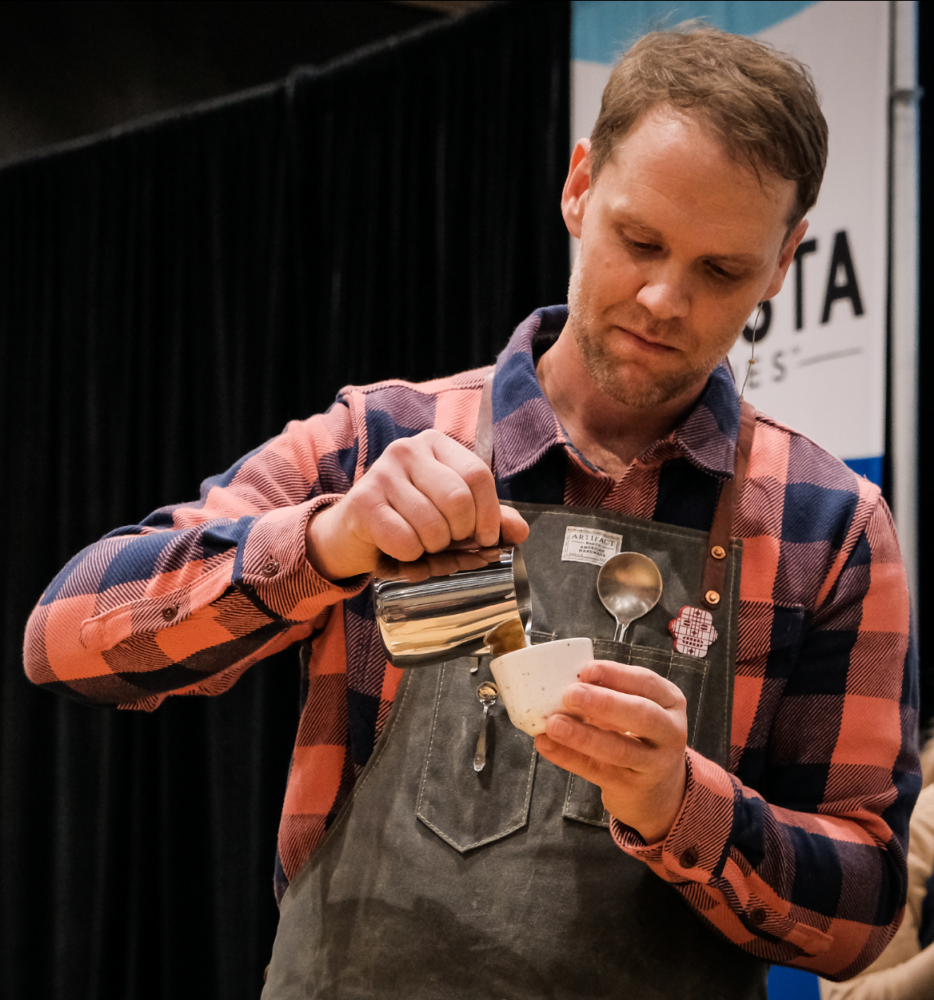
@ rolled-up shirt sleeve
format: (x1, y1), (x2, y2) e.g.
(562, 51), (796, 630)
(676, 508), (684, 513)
(23, 392), (371, 708)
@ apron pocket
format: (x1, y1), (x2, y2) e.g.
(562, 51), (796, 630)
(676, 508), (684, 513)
(416, 658), (537, 853)
(563, 773), (610, 827)
(561, 642), (709, 830)
(592, 639), (710, 750)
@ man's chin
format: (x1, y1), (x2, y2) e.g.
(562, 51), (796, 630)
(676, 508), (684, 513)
(587, 364), (703, 409)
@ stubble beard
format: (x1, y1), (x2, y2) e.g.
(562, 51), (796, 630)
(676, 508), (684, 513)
(567, 262), (737, 410)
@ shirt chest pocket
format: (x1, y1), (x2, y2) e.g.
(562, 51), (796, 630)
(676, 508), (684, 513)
(736, 603), (808, 675)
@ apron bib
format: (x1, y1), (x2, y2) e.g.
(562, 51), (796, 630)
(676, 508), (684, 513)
(263, 408), (766, 1000)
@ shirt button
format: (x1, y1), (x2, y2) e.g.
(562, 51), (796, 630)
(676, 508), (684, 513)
(161, 606), (178, 621)
(749, 907), (767, 927)
(679, 846), (699, 868)
(262, 559), (280, 578)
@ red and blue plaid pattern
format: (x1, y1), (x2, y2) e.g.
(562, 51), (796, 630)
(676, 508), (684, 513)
(23, 306), (919, 978)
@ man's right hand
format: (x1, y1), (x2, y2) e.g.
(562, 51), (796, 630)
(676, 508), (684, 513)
(304, 429), (530, 582)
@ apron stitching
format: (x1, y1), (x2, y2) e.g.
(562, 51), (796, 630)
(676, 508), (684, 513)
(416, 671), (538, 851)
(416, 812), (534, 852)
(416, 664), (537, 852)
(281, 667), (418, 888)
(333, 670), (415, 821)
(564, 774), (574, 815)
(415, 662), (449, 820)
(718, 542), (741, 761)
(664, 658), (700, 748)
(515, 501), (719, 545)
(562, 773), (611, 826)
(692, 659), (709, 749)
(521, 750), (537, 830)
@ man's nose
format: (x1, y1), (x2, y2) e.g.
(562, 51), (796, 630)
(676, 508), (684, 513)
(635, 263), (690, 319)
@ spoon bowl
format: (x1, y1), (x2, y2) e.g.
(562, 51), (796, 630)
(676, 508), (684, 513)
(473, 681), (500, 772)
(596, 552), (663, 642)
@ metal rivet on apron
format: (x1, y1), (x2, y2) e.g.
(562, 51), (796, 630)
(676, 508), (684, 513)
(711, 545), (726, 560)
(705, 590), (720, 607)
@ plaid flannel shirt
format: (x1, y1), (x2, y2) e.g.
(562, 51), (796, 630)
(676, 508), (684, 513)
(24, 306), (919, 979)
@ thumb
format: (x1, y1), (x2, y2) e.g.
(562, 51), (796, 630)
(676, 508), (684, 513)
(499, 505), (530, 546)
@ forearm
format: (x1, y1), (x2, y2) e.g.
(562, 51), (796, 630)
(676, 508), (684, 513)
(612, 749), (913, 976)
(23, 405), (369, 706)
(24, 496), (369, 707)
(820, 785), (934, 998)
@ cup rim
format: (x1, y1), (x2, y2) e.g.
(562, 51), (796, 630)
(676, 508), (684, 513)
(491, 635), (594, 667)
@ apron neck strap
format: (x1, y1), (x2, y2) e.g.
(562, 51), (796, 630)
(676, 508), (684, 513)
(475, 369), (756, 611)
(475, 370), (495, 470)
(700, 399), (756, 610)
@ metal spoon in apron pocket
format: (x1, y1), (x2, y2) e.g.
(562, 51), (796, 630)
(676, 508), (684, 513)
(596, 552), (663, 642)
(473, 681), (499, 772)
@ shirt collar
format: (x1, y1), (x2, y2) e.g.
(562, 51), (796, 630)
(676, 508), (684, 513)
(491, 306), (742, 481)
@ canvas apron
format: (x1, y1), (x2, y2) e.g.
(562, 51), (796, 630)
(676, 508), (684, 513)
(263, 404), (766, 1000)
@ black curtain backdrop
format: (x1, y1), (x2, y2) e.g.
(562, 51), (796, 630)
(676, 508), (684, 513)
(0, 4), (571, 998)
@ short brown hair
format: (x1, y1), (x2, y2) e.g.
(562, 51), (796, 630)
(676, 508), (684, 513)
(590, 24), (828, 225)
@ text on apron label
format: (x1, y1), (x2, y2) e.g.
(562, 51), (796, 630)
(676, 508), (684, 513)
(561, 527), (623, 566)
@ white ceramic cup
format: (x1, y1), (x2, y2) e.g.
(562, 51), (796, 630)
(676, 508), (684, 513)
(490, 637), (595, 736)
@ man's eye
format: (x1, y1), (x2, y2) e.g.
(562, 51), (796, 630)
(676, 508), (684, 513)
(625, 236), (658, 253)
(706, 262), (739, 282)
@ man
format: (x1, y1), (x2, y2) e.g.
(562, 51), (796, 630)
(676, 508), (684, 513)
(25, 26), (918, 999)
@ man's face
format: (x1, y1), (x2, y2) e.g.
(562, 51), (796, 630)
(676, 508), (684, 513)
(562, 106), (806, 409)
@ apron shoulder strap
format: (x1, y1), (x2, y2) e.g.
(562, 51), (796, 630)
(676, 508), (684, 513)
(475, 370), (495, 470)
(700, 399), (756, 610)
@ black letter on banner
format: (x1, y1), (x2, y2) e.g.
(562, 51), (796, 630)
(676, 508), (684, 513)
(793, 238), (818, 330)
(772, 350), (787, 383)
(821, 231), (864, 323)
(742, 300), (772, 343)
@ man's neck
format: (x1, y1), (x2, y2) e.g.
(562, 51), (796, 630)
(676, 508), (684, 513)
(536, 327), (705, 480)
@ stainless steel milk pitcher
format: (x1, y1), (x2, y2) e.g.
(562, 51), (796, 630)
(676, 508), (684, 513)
(372, 547), (530, 667)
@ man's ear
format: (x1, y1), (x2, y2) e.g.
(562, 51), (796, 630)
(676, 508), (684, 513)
(763, 218), (809, 300)
(561, 139), (593, 239)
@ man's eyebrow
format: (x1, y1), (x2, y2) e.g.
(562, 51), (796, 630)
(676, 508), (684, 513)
(703, 251), (763, 267)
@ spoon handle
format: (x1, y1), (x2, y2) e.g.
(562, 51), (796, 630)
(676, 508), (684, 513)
(614, 621), (629, 643)
(473, 705), (490, 771)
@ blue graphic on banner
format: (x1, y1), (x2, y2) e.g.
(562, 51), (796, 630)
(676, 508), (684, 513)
(572, 0), (817, 63)
(768, 965), (821, 1000)
(844, 455), (884, 487)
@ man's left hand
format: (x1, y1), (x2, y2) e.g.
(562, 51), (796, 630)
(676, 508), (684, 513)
(535, 661), (688, 844)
